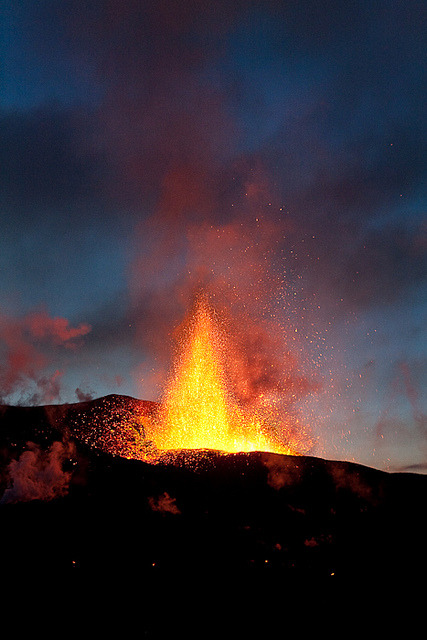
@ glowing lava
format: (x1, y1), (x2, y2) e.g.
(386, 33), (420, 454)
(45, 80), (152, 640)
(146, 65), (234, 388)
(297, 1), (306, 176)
(149, 297), (310, 456)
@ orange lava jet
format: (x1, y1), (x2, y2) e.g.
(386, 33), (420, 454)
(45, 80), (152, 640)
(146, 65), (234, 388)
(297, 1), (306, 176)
(148, 297), (311, 456)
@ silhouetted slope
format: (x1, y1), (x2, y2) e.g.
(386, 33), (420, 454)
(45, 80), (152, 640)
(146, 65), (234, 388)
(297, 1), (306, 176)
(0, 393), (158, 462)
(0, 395), (426, 579)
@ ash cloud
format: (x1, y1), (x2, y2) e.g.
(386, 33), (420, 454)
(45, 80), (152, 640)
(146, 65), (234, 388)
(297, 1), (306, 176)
(0, 440), (75, 504)
(63, 0), (424, 342)
(4, 1), (425, 320)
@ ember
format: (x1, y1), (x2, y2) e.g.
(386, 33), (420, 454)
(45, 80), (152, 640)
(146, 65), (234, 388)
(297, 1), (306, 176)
(146, 296), (312, 458)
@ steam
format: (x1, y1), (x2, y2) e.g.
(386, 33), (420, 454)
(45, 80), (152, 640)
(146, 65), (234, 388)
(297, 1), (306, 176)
(1, 440), (75, 504)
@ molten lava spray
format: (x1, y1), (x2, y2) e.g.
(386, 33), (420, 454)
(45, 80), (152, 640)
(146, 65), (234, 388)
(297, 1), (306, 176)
(151, 297), (310, 456)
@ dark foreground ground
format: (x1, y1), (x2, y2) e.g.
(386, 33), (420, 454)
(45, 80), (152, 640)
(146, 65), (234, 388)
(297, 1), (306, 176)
(0, 395), (426, 587)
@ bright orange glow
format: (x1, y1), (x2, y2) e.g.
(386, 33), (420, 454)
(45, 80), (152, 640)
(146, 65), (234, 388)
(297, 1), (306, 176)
(148, 296), (311, 456)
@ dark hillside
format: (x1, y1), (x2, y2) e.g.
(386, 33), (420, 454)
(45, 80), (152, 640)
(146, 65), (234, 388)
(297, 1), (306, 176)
(0, 395), (425, 581)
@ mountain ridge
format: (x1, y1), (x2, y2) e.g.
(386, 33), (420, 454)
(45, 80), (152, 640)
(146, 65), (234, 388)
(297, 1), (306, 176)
(1, 392), (421, 475)
(1, 394), (426, 578)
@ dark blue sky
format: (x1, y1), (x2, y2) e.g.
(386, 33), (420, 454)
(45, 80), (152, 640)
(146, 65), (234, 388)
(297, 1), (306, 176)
(1, 0), (426, 472)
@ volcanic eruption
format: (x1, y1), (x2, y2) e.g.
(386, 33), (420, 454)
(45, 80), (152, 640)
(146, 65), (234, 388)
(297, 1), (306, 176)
(146, 296), (312, 459)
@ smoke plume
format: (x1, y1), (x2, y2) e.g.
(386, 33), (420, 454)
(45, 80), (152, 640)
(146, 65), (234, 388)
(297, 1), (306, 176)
(1, 440), (75, 504)
(148, 492), (181, 515)
(75, 387), (94, 403)
(0, 308), (91, 404)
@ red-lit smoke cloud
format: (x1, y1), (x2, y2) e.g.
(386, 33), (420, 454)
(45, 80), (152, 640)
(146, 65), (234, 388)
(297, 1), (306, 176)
(0, 309), (91, 404)
(25, 310), (91, 346)
(129, 158), (318, 416)
(62, 0), (319, 411)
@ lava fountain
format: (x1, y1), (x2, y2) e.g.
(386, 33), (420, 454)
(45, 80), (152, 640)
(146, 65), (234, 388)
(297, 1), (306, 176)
(148, 297), (312, 457)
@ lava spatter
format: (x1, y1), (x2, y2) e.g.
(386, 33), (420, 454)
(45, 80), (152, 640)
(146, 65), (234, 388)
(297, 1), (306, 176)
(147, 297), (311, 458)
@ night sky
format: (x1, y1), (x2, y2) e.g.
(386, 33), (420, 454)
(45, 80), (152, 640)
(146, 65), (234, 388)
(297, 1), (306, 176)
(1, 1), (426, 472)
